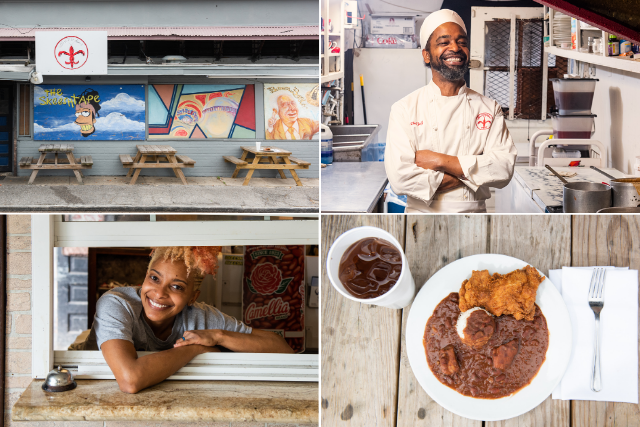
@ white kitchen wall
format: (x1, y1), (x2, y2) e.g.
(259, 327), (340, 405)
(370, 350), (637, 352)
(353, 49), (430, 141)
(590, 66), (640, 174)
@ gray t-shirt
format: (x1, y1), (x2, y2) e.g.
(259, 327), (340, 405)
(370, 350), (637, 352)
(88, 286), (251, 351)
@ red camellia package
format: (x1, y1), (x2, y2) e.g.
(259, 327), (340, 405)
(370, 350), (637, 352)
(243, 245), (305, 353)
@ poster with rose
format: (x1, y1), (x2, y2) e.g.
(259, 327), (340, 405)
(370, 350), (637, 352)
(243, 245), (305, 353)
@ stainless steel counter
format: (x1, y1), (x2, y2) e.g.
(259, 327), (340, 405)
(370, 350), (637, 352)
(321, 162), (388, 213)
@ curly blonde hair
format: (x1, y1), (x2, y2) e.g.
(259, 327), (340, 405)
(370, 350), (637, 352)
(148, 246), (221, 290)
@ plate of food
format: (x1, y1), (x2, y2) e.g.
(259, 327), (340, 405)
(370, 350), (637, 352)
(406, 254), (572, 421)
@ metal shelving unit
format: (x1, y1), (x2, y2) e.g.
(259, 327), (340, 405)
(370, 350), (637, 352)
(321, 1), (346, 124)
(545, 5), (640, 75)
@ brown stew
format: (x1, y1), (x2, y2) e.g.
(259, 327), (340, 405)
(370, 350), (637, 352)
(424, 292), (549, 399)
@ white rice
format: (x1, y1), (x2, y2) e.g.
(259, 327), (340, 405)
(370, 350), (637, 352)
(456, 307), (492, 340)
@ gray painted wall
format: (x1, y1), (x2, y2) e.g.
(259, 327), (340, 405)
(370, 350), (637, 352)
(0, 0), (318, 27)
(16, 139), (318, 178)
(16, 75), (319, 178)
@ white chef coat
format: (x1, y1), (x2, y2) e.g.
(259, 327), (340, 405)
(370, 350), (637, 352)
(384, 81), (517, 213)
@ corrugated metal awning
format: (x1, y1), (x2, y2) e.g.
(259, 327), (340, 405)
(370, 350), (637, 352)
(0, 64), (34, 81)
(0, 26), (318, 41)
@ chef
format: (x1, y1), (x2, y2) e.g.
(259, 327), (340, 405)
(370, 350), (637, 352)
(384, 9), (517, 213)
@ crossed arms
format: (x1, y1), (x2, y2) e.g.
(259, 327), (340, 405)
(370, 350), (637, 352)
(415, 150), (465, 193)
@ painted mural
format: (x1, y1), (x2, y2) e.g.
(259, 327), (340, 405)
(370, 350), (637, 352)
(33, 85), (146, 140)
(264, 83), (320, 140)
(148, 84), (256, 139)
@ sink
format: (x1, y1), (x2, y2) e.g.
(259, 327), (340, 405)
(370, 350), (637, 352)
(330, 125), (380, 162)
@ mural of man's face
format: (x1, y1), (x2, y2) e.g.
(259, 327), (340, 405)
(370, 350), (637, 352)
(75, 107), (96, 136)
(277, 95), (298, 128)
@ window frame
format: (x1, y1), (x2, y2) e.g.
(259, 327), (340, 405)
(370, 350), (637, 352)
(32, 214), (319, 382)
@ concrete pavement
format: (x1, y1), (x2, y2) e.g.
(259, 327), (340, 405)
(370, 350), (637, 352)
(0, 176), (319, 212)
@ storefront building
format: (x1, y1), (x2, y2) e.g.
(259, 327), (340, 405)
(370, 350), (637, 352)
(0, 0), (319, 178)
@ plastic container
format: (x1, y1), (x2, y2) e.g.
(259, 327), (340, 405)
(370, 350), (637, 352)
(326, 226), (415, 309)
(549, 78), (598, 115)
(608, 34), (620, 56)
(550, 113), (596, 139)
(320, 124), (333, 164)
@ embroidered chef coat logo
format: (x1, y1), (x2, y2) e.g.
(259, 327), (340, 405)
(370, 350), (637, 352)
(476, 113), (493, 130)
(410, 121), (423, 126)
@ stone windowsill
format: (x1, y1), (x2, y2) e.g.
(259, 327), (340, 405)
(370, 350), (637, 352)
(12, 379), (318, 424)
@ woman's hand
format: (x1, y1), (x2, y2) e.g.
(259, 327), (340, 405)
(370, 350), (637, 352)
(174, 330), (221, 348)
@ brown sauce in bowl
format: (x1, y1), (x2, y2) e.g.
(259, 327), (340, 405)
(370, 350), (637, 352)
(424, 292), (549, 399)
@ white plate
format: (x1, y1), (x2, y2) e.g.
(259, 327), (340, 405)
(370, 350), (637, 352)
(406, 254), (572, 421)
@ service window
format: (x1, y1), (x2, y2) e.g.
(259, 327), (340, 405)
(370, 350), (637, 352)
(33, 215), (319, 382)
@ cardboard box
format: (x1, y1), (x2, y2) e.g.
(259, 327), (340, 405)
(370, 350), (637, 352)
(371, 16), (416, 35)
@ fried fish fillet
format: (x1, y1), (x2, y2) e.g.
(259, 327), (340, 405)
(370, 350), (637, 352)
(458, 265), (544, 321)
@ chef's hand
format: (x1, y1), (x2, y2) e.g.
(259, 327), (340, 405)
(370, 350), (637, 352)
(268, 109), (278, 132)
(174, 330), (222, 351)
(416, 150), (464, 177)
(437, 173), (464, 193)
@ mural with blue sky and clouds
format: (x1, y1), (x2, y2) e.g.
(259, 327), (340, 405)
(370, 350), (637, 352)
(33, 84), (145, 140)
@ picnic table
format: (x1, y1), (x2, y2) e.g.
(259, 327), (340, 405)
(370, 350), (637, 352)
(321, 215), (640, 427)
(223, 146), (310, 186)
(19, 144), (93, 184)
(120, 145), (195, 185)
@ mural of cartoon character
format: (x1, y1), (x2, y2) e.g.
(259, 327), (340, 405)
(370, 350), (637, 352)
(74, 88), (101, 137)
(266, 94), (319, 140)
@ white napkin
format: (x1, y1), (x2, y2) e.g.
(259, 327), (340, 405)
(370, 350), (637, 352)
(549, 267), (638, 403)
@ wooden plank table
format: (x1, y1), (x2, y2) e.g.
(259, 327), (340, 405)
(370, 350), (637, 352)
(122, 145), (195, 185)
(321, 215), (640, 427)
(19, 144), (92, 184)
(223, 146), (310, 186)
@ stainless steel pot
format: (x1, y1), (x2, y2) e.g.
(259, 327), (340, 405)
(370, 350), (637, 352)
(546, 165), (612, 213)
(590, 166), (640, 207)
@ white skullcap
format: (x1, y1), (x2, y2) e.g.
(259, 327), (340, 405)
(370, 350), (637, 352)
(420, 9), (467, 50)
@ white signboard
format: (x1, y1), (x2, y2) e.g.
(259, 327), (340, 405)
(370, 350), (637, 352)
(35, 31), (107, 75)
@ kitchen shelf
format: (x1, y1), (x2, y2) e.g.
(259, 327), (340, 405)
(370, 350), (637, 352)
(546, 45), (640, 74)
(321, 71), (344, 83)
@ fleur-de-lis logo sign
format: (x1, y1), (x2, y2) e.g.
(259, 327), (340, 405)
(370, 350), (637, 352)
(475, 112), (493, 130)
(58, 45), (85, 68)
(54, 36), (89, 70)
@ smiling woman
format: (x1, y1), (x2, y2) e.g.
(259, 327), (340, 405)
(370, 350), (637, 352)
(75, 245), (294, 393)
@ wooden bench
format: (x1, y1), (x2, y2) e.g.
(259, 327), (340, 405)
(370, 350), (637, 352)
(176, 155), (196, 165)
(19, 144), (92, 184)
(223, 156), (248, 166)
(288, 156), (311, 167)
(122, 145), (195, 185)
(119, 154), (133, 166)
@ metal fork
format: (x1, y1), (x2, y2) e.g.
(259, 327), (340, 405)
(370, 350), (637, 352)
(588, 267), (606, 392)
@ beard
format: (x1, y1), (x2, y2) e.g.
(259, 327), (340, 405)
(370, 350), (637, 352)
(431, 51), (469, 81)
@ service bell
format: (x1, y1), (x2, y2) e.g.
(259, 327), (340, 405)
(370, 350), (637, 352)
(42, 366), (77, 392)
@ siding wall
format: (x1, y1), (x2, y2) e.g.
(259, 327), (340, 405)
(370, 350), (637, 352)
(16, 77), (319, 179)
(3, 215), (317, 427)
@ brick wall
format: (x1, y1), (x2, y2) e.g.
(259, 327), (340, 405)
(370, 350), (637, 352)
(4, 215), (316, 427)
(5, 215), (33, 426)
